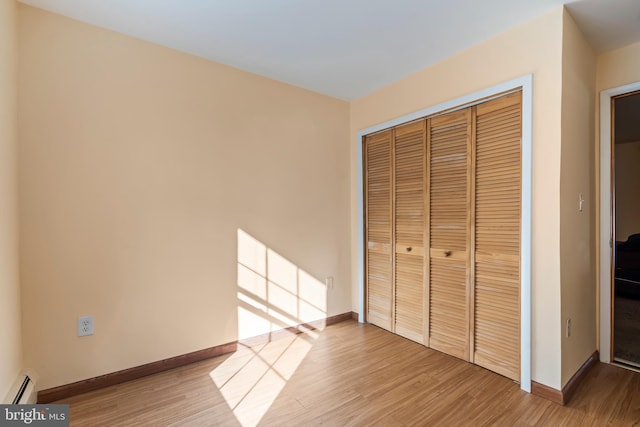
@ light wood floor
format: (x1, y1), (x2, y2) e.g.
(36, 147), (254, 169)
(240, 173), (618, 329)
(56, 320), (640, 426)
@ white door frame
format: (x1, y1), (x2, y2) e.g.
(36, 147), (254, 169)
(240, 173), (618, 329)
(356, 74), (533, 392)
(598, 81), (640, 363)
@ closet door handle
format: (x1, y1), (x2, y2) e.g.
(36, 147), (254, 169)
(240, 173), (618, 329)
(406, 246), (412, 252)
(444, 250), (452, 257)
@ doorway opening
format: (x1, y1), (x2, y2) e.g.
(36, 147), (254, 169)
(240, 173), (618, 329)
(612, 91), (640, 368)
(599, 81), (640, 364)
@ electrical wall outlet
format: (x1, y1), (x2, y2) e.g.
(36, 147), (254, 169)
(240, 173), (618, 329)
(566, 318), (571, 337)
(78, 315), (94, 337)
(325, 276), (334, 289)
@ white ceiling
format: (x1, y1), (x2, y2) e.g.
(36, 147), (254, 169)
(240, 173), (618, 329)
(565, 0), (640, 53)
(18, 0), (640, 100)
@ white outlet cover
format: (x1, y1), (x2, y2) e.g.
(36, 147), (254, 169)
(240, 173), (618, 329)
(78, 315), (94, 337)
(325, 277), (334, 289)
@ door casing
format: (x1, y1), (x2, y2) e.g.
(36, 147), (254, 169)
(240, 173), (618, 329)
(599, 81), (640, 363)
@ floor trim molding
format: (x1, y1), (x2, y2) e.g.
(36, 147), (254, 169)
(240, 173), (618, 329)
(531, 350), (599, 405)
(531, 381), (563, 405)
(38, 311), (357, 403)
(561, 350), (599, 405)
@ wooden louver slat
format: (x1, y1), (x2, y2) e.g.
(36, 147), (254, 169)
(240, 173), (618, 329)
(473, 91), (521, 381)
(394, 121), (426, 344)
(428, 110), (471, 360)
(365, 130), (393, 331)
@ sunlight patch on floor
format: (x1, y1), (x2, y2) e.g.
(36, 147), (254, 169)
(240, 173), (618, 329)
(210, 333), (313, 427)
(208, 229), (326, 427)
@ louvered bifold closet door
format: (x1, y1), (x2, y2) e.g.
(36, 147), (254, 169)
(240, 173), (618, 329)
(394, 121), (427, 344)
(428, 110), (472, 360)
(473, 92), (522, 381)
(365, 130), (394, 331)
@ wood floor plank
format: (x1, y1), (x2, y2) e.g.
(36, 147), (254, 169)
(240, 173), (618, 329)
(55, 321), (640, 426)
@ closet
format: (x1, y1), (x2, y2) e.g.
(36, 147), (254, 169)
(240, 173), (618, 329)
(364, 91), (522, 382)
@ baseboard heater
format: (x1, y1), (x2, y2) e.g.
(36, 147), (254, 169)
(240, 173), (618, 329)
(5, 375), (37, 405)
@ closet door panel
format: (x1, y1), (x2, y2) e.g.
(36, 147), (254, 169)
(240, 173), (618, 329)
(473, 92), (522, 381)
(394, 121), (426, 343)
(428, 110), (471, 360)
(365, 130), (394, 331)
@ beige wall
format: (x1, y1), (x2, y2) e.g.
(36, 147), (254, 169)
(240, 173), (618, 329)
(0, 0), (22, 401)
(18, 5), (351, 390)
(597, 40), (640, 92)
(615, 142), (640, 241)
(559, 9), (597, 388)
(350, 8), (565, 388)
